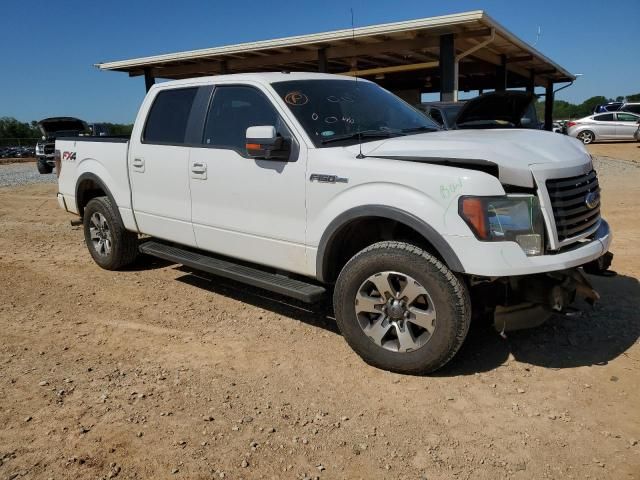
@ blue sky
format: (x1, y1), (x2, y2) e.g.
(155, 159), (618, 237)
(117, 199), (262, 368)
(1, 0), (638, 123)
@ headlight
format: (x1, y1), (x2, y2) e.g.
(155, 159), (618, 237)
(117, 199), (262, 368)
(459, 195), (545, 256)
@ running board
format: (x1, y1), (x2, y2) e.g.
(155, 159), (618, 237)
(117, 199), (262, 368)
(139, 240), (326, 303)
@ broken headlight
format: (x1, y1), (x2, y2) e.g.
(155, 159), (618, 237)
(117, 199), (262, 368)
(459, 195), (545, 256)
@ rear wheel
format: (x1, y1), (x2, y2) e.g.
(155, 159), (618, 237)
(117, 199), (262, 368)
(334, 241), (471, 375)
(577, 130), (595, 144)
(83, 196), (138, 270)
(37, 158), (53, 174)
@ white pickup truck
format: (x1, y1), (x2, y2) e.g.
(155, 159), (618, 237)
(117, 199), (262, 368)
(55, 72), (612, 374)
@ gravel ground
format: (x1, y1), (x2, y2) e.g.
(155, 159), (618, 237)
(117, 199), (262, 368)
(0, 162), (57, 188)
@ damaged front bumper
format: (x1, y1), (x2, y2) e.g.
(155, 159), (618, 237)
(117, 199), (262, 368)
(473, 260), (610, 332)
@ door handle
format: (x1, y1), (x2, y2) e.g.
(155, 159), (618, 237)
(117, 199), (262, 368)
(191, 161), (207, 179)
(191, 162), (207, 173)
(132, 158), (145, 172)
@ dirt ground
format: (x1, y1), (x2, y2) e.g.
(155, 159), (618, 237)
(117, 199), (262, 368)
(587, 142), (640, 163)
(0, 156), (638, 480)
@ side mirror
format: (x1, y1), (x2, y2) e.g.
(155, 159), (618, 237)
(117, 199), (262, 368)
(246, 125), (289, 160)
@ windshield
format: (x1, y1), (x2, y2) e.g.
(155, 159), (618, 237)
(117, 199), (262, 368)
(271, 80), (439, 147)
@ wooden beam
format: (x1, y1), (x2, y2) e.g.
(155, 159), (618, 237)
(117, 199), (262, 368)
(148, 36), (443, 77)
(507, 54), (534, 63)
(341, 61), (439, 77)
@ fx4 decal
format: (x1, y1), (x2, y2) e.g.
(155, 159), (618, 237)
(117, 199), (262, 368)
(309, 173), (348, 184)
(62, 151), (77, 161)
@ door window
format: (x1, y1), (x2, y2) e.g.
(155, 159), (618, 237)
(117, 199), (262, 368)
(203, 86), (284, 153)
(143, 88), (199, 144)
(593, 113), (615, 122)
(616, 113), (639, 122)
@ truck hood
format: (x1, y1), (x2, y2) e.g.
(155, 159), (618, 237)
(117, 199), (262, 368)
(355, 129), (590, 188)
(454, 91), (537, 129)
(37, 117), (87, 138)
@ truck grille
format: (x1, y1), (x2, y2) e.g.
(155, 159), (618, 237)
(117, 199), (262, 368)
(44, 144), (55, 154)
(546, 170), (600, 242)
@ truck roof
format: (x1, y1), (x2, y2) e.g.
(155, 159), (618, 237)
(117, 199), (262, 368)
(154, 71), (371, 89)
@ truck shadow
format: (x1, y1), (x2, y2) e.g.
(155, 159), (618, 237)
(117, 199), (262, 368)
(172, 265), (639, 376)
(174, 267), (340, 334)
(436, 273), (640, 376)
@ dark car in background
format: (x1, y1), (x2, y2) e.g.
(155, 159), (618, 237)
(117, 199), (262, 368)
(620, 103), (640, 115)
(35, 117), (88, 174)
(593, 102), (623, 114)
(417, 101), (464, 129)
(418, 91), (540, 131)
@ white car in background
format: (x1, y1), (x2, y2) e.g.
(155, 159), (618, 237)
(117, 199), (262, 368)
(567, 111), (640, 144)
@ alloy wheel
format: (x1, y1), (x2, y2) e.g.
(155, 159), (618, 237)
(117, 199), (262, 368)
(89, 212), (113, 257)
(354, 271), (436, 352)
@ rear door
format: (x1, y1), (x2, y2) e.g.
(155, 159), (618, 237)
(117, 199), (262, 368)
(128, 86), (205, 247)
(614, 112), (640, 139)
(590, 113), (616, 140)
(188, 84), (308, 274)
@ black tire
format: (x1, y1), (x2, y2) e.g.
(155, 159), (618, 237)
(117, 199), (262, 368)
(37, 158), (53, 174)
(577, 130), (595, 145)
(83, 196), (138, 270)
(334, 241), (471, 375)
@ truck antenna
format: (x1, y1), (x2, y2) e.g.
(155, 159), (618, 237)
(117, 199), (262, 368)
(351, 8), (365, 159)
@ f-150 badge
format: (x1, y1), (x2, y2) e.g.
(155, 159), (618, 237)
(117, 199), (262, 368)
(309, 173), (348, 184)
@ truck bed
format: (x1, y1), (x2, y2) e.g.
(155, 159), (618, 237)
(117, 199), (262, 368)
(55, 136), (133, 229)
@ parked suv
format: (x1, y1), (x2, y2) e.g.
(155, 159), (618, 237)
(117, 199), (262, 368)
(620, 103), (640, 115)
(55, 73), (612, 374)
(35, 117), (87, 173)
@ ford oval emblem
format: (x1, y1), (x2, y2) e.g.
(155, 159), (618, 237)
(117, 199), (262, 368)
(585, 191), (600, 209)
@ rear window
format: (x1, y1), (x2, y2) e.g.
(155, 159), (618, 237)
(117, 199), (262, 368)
(594, 113), (615, 121)
(622, 104), (640, 114)
(143, 88), (198, 144)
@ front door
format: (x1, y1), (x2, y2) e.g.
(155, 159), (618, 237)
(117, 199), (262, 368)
(614, 112), (640, 140)
(188, 84), (308, 274)
(129, 86), (200, 247)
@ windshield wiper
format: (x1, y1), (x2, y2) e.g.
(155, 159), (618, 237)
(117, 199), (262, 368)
(320, 130), (404, 144)
(401, 126), (439, 134)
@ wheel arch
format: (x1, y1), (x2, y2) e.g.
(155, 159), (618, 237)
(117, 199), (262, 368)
(75, 172), (123, 226)
(316, 205), (464, 283)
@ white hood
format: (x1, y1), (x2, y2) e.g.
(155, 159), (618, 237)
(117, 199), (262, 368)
(351, 129), (591, 188)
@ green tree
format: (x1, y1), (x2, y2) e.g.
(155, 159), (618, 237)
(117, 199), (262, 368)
(626, 93), (640, 102)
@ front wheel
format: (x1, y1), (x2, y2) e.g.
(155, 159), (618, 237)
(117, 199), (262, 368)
(334, 241), (471, 375)
(83, 196), (138, 270)
(577, 130), (595, 144)
(37, 158), (53, 174)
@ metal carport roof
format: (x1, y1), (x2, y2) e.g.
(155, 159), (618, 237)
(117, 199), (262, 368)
(96, 10), (574, 90)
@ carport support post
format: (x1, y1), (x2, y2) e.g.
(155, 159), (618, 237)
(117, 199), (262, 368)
(544, 82), (554, 131)
(526, 70), (536, 94)
(439, 34), (456, 102)
(144, 68), (155, 92)
(318, 48), (328, 73)
(495, 55), (507, 92)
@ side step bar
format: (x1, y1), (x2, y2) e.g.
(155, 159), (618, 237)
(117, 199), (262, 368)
(139, 240), (326, 303)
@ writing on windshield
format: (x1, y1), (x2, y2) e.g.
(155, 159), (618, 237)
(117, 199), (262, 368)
(272, 79), (438, 147)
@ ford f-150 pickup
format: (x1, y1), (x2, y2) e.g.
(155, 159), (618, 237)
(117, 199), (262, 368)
(55, 72), (612, 374)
